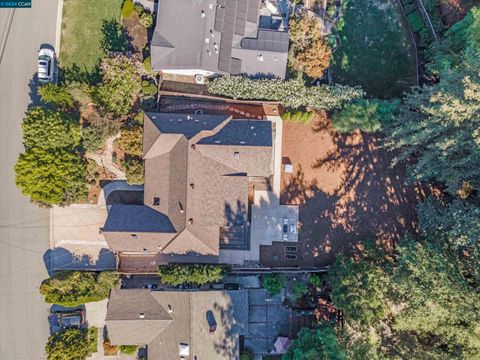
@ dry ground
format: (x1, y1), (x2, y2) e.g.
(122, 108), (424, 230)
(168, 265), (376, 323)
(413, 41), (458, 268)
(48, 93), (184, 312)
(261, 114), (420, 267)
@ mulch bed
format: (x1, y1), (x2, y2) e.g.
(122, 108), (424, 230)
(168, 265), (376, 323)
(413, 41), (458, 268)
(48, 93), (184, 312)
(122, 13), (148, 56)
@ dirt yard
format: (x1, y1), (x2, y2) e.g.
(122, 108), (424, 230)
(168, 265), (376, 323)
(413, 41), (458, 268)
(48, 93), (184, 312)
(261, 114), (421, 267)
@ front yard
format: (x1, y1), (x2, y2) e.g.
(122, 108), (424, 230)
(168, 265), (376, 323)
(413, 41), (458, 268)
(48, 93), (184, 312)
(60, 0), (123, 70)
(331, 0), (417, 98)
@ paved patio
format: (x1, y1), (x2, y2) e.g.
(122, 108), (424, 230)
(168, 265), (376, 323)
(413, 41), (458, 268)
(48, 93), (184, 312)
(244, 289), (291, 357)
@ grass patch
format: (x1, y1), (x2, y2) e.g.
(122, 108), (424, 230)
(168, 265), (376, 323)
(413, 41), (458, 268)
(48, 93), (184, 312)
(87, 327), (98, 356)
(331, 0), (417, 98)
(60, 0), (123, 70)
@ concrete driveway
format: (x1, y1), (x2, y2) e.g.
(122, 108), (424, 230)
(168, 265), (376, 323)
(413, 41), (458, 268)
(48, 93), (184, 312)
(0, 1), (61, 358)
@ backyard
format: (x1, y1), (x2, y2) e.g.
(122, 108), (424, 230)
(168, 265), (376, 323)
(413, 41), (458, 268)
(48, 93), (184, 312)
(60, 0), (123, 70)
(261, 114), (421, 267)
(331, 0), (417, 98)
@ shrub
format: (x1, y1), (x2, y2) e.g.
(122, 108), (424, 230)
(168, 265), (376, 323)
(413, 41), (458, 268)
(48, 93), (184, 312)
(309, 274), (321, 287)
(119, 345), (138, 355)
(39, 271), (119, 306)
(142, 82), (157, 97)
(143, 56), (151, 73)
(294, 281), (309, 300)
(38, 84), (76, 110)
(262, 273), (285, 295)
(118, 126), (143, 157)
(121, 0), (134, 18)
(408, 10), (424, 32)
(81, 126), (104, 153)
(134, 3), (144, 14)
(46, 328), (94, 360)
(207, 76), (363, 110)
(281, 110), (315, 123)
(139, 11), (154, 28)
(93, 54), (142, 116)
(157, 264), (229, 286)
(124, 157), (144, 185)
(103, 340), (119, 356)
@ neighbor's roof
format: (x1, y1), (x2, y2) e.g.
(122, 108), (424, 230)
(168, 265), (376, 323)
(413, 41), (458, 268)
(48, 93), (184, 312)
(106, 289), (249, 360)
(151, 0), (288, 78)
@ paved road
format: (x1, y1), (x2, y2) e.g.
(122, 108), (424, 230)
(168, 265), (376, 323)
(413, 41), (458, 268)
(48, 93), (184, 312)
(0, 1), (60, 358)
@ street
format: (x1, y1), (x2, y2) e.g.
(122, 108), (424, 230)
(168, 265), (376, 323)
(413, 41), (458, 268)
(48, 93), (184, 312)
(0, 1), (60, 358)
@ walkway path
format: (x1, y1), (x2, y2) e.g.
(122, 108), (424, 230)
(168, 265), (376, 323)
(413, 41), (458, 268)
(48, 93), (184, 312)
(86, 134), (126, 180)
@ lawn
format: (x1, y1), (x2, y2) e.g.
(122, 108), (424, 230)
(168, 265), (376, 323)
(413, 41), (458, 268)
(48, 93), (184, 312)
(331, 0), (417, 98)
(60, 0), (123, 70)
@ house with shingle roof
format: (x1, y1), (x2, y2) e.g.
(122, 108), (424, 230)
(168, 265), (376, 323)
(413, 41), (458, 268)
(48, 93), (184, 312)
(106, 288), (249, 360)
(102, 113), (275, 272)
(151, 0), (289, 79)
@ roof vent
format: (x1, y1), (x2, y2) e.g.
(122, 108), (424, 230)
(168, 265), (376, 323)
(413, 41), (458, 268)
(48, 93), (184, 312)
(177, 118), (182, 122)
(153, 197), (160, 206)
(257, 54), (264, 61)
(191, 144), (196, 150)
(139, 313), (145, 319)
(250, 125), (255, 129)
(189, 183), (195, 189)
(214, 140), (221, 144)
(189, 218), (194, 225)
(168, 304), (174, 313)
(201, 10), (206, 18)
(240, 141), (246, 145)
(179, 201), (184, 213)
(131, 234), (137, 239)
(207, 49), (212, 56)
(187, 115), (193, 120)
(205, 37), (210, 44)
(179, 343), (190, 356)
(209, 3), (213, 10)
(234, 152), (240, 158)
(210, 29), (215, 37)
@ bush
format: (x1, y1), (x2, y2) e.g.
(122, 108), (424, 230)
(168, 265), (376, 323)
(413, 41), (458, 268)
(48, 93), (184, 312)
(142, 81), (157, 97)
(282, 110), (315, 123)
(38, 84), (76, 110)
(262, 273), (285, 295)
(45, 328), (97, 360)
(124, 157), (144, 185)
(157, 264), (229, 286)
(408, 10), (424, 32)
(119, 345), (138, 355)
(143, 56), (151, 73)
(121, 0), (134, 18)
(207, 76), (363, 110)
(39, 271), (119, 306)
(134, 3), (144, 14)
(81, 126), (104, 153)
(294, 281), (309, 300)
(309, 274), (321, 287)
(139, 11), (154, 28)
(118, 126), (143, 157)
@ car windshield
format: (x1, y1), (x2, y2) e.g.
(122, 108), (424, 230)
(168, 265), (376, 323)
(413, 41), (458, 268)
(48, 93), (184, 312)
(39, 61), (47, 66)
(60, 314), (80, 327)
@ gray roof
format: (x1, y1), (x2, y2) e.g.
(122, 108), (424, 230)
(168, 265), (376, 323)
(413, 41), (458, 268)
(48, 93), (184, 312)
(151, 0), (288, 78)
(104, 113), (273, 259)
(106, 289), (249, 359)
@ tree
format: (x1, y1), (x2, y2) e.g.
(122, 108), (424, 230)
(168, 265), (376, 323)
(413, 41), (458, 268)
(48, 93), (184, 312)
(45, 328), (93, 360)
(329, 251), (389, 327)
(21, 107), (80, 150)
(417, 197), (480, 286)
(93, 54), (142, 116)
(118, 126), (143, 156)
(157, 264), (229, 286)
(39, 271), (119, 307)
(207, 76), (363, 110)
(283, 327), (347, 360)
(38, 84), (76, 110)
(262, 273), (285, 295)
(392, 242), (480, 358)
(331, 99), (398, 133)
(289, 13), (331, 78)
(15, 148), (87, 206)
(101, 19), (128, 53)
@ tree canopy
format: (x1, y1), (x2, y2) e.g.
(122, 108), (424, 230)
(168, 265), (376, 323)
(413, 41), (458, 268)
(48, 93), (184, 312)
(289, 13), (332, 79)
(93, 54), (142, 116)
(283, 327), (347, 360)
(15, 148), (87, 206)
(21, 107), (80, 150)
(38, 83), (76, 111)
(39, 271), (119, 307)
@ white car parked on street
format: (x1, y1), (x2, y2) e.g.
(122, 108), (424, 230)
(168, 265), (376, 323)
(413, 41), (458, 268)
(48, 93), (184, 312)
(37, 47), (56, 83)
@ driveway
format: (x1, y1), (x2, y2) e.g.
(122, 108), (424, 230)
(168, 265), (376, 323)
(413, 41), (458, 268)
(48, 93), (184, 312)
(0, 1), (61, 358)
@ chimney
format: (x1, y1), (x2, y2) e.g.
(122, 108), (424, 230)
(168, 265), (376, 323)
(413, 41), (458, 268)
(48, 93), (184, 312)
(168, 304), (174, 313)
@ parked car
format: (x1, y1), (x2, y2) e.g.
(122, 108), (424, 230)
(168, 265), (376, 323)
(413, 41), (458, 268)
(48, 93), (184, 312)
(38, 47), (56, 83)
(52, 309), (85, 329)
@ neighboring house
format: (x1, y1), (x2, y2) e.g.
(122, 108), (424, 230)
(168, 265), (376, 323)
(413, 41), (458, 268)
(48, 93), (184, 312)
(102, 113), (274, 272)
(105, 288), (249, 359)
(151, 0), (289, 79)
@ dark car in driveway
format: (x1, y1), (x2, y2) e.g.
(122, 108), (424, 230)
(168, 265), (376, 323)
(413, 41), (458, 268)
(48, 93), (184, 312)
(52, 309), (86, 329)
